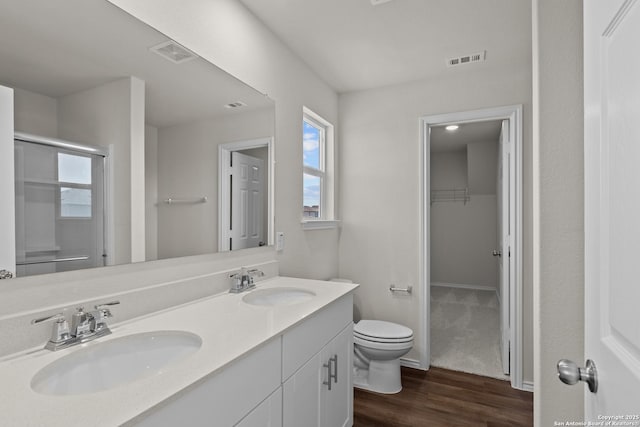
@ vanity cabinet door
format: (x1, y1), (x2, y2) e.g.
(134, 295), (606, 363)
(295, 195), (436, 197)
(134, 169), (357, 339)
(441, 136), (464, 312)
(235, 388), (282, 427)
(283, 323), (354, 427)
(283, 352), (322, 427)
(320, 324), (353, 427)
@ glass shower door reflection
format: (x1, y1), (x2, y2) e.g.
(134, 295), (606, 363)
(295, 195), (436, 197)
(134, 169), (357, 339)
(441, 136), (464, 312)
(14, 139), (106, 277)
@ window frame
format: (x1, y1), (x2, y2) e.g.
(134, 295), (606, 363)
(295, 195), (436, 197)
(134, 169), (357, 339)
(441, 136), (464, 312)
(302, 107), (338, 229)
(56, 150), (95, 220)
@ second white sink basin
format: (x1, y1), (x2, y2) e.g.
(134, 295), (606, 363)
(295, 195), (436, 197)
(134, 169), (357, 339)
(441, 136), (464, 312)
(31, 330), (201, 396)
(242, 287), (316, 306)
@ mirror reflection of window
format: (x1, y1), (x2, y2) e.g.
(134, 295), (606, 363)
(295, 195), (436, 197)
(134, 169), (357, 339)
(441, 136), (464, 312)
(58, 153), (92, 218)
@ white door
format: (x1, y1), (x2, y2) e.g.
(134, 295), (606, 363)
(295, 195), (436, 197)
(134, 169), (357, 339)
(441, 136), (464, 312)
(230, 151), (264, 250)
(584, 0), (640, 416)
(0, 85), (15, 277)
(497, 119), (510, 375)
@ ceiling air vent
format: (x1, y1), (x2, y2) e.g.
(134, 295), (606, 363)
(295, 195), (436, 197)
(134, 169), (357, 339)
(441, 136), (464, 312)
(150, 40), (198, 64)
(371, 0), (394, 5)
(224, 101), (247, 109)
(447, 51), (486, 68)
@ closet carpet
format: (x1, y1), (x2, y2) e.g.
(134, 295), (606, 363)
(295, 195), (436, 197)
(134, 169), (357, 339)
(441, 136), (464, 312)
(430, 286), (509, 381)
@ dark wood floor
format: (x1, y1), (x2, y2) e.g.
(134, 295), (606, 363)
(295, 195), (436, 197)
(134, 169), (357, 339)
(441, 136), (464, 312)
(353, 367), (533, 427)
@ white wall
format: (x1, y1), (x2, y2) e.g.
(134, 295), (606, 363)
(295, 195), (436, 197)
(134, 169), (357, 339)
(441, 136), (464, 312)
(107, 0), (340, 279)
(468, 141), (499, 195)
(430, 150), (467, 189)
(430, 145), (498, 288)
(156, 108), (273, 259)
(13, 88), (58, 137)
(57, 77), (146, 266)
(145, 125), (158, 261)
(338, 61), (533, 380)
(533, 0), (584, 422)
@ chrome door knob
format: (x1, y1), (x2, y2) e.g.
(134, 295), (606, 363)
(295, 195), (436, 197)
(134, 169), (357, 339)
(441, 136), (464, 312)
(557, 359), (598, 393)
(492, 250), (502, 257)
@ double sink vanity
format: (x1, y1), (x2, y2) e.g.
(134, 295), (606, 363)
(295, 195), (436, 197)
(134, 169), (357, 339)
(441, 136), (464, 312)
(0, 274), (358, 426)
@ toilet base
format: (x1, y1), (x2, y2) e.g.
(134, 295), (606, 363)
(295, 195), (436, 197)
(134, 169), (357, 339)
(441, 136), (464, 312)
(353, 358), (402, 394)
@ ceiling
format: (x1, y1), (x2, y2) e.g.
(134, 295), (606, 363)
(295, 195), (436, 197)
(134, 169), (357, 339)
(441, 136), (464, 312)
(0, 0), (272, 128)
(239, 0), (531, 93)
(430, 120), (502, 153)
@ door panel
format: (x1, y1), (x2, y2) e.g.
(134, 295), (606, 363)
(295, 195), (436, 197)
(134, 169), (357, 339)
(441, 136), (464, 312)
(230, 151), (264, 250)
(585, 0), (640, 416)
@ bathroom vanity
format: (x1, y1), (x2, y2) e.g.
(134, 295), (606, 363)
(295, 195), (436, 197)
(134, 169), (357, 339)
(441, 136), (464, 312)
(0, 276), (357, 427)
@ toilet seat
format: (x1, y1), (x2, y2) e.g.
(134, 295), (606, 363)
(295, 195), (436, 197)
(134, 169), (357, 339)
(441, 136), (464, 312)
(353, 335), (413, 351)
(353, 320), (413, 344)
(353, 333), (413, 344)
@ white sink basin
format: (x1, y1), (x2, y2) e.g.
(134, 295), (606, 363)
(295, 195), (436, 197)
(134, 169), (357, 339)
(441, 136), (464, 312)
(31, 330), (201, 395)
(242, 287), (316, 306)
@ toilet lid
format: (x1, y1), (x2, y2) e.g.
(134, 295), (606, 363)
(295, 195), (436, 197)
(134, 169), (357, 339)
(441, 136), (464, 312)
(353, 320), (413, 341)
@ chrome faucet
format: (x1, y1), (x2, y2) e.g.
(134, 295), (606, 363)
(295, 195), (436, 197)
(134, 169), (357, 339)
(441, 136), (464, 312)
(229, 267), (264, 293)
(32, 301), (120, 351)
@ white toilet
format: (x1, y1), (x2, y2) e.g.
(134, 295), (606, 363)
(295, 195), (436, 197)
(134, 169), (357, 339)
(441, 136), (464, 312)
(352, 320), (414, 394)
(328, 278), (413, 394)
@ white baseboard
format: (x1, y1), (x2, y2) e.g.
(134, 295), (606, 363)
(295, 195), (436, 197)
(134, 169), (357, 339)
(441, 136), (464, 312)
(400, 357), (423, 370)
(431, 282), (496, 292)
(520, 381), (534, 392)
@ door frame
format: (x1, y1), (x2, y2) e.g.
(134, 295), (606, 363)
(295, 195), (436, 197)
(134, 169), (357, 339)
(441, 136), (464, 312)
(218, 137), (274, 252)
(419, 104), (524, 389)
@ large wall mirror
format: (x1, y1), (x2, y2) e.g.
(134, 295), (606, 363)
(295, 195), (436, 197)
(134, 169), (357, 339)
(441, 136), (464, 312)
(0, 0), (275, 277)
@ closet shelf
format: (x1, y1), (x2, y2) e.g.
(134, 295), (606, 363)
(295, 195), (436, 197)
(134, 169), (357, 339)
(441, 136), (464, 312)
(430, 188), (470, 205)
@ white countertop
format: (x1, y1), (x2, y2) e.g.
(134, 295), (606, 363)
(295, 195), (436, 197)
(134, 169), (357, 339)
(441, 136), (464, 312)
(0, 276), (357, 427)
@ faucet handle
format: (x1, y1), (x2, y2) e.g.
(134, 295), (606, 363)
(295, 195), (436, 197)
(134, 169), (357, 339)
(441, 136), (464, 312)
(31, 312), (65, 325)
(247, 269), (264, 277)
(94, 300), (120, 310)
(92, 301), (119, 332)
(31, 313), (70, 344)
(246, 269), (264, 285)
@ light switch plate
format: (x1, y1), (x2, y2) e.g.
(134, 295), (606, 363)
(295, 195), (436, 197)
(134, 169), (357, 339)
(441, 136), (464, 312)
(276, 232), (285, 252)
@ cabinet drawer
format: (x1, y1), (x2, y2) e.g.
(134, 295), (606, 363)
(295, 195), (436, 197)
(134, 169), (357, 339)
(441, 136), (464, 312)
(131, 337), (281, 427)
(282, 294), (352, 381)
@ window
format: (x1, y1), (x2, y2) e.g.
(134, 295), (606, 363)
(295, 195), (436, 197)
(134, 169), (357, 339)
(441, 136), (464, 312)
(58, 153), (93, 218)
(302, 107), (337, 228)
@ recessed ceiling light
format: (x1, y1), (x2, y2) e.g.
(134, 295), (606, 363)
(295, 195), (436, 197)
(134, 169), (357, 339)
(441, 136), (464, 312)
(445, 125), (459, 131)
(371, 0), (394, 5)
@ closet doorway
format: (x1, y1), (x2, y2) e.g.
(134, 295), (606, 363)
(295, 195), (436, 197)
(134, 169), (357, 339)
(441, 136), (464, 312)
(420, 105), (523, 390)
